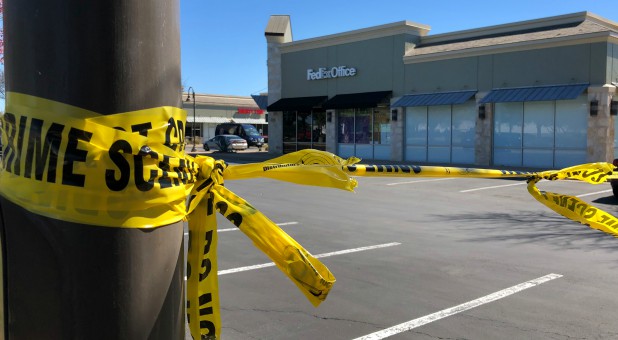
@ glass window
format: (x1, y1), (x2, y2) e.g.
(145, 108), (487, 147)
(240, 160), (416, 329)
(451, 146), (474, 164)
(355, 108), (372, 144)
(555, 96), (587, 148)
(373, 108), (391, 145)
(338, 109), (354, 143)
(428, 105), (451, 146)
(555, 149), (586, 168)
(406, 146), (426, 162)
(428, 146), (450, 163)
(494, 102), (523, 148)
(523, 101), (554, 148)
(523, 149), (553, 168)
(405, 107), (427, 146)
(494, 148), (523, 167)
(297, 112), (312, 143)
(283, 112), (297, 143)
(312, 111), (326, 150)
(452, 102), (475, 147)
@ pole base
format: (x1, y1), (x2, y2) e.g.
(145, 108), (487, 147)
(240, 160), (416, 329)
(0, 197), (185, 339)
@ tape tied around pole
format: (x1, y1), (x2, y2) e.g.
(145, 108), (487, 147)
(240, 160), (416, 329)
(2, 92), (618, 339)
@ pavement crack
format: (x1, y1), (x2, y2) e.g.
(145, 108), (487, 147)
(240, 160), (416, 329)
(412, 330), (469, 339)
(461, 314), (589, 339)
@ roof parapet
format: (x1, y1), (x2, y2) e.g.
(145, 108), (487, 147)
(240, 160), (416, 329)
(420, 11), (617, 46)
(280, 20), (430, 53)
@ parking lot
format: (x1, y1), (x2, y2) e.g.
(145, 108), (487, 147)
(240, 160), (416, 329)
(185, 161), (618, 339)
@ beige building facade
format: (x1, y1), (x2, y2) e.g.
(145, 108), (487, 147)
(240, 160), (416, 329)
(181, 93), (267, 146)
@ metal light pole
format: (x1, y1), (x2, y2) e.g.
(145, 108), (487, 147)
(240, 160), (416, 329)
(2, 0), (184, 338)
(186, 87), (197, 152)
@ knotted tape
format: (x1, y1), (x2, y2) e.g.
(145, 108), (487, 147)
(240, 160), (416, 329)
(2, 92), (618, 340)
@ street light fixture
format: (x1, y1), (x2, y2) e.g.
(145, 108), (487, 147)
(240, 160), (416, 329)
(185, 86), (197, 152)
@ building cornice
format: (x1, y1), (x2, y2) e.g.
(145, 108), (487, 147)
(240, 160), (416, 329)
(183, 93), (260, 107)
(404, 32), (618, 64)
(420, 12), (592, 46)
(280, 21), (430, 53)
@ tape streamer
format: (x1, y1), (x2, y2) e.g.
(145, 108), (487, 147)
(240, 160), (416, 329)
(2, 92), (617, 339)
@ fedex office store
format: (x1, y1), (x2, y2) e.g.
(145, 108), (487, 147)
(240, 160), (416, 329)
(265, 12), (618, 169)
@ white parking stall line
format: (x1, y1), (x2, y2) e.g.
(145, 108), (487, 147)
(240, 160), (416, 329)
(184, 221), (298, 235)
(274, 222), (299, 226)
(218, 242), (401, 275)
(576, 189), (612, 198)
(353, 273), (563, 340)
(386, 178), (455, 186)
(460, 182), (526, 193)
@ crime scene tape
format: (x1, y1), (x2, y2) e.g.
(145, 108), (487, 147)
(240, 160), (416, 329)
(1, 91), (617, 339)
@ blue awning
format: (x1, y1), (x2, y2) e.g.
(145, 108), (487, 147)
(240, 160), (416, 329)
(480, 83), (589, 103)
(251, 95), (269, 110)
(391, 90), (477, 107)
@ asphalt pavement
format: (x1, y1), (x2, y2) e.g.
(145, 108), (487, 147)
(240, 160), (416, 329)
(182, 153), (618, 339)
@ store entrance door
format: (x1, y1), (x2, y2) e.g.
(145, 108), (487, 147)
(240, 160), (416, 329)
(283, 110), (327, 153)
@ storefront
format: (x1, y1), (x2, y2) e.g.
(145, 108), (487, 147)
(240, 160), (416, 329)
(267, 96), (327, 153)
(181, 93), (267, 145)
(265, 12), (618, 168)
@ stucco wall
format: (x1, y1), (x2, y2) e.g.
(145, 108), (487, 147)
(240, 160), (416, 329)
(404, 43), (610, 93)
(280, 34), (418, 99)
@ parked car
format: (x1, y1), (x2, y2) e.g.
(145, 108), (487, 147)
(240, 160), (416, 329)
(215, 123), (265, 150)
(203, 135), (248, 152)
(612, 159), (618, 198)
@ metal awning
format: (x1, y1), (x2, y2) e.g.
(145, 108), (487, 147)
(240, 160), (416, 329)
(391, 90), (477, 107)
(251, 95), (269, 110)
(323, 91), (392, 109)
(267, 96), (327, 111)
(187, 116), (231, 123)
(186, 116), (268, 124)
(480, 83), (589, 103)
(230, 118), (268, 125)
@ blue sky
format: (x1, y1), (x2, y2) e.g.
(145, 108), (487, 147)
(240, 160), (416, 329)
(180, 0), (618, 97)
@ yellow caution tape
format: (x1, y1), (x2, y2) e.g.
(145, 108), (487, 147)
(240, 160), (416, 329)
(343, 161), (618, 237)
(224, 149), (359, 190)
(3, 92), (618, 340)
(0, 93), (342, 339)
(527, 162), (618, 235)
(343, 163), (538, 178)
(185, 155), (337, 339)
(1, 92), (193, 227)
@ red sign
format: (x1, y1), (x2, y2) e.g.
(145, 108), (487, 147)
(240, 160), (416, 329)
(237, 107), (264, 114)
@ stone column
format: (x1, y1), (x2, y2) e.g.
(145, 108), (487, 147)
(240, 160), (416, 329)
(587, 85), (616, 163)
(265, 16), (292, 155)
(390, 107), (404, 162)
(474, 92), (492, 166)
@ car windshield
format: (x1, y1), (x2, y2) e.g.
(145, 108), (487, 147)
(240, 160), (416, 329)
(243, 125), (260, 136)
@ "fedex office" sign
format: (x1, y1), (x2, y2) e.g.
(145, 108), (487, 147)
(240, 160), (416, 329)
(307, 66), (357, 80)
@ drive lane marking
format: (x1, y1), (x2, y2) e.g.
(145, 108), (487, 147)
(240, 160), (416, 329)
(218, 242), (401, 275)
(354, 273), (563, 340)
(184, 221), (298, 235)
(386, 178), (455, 186)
